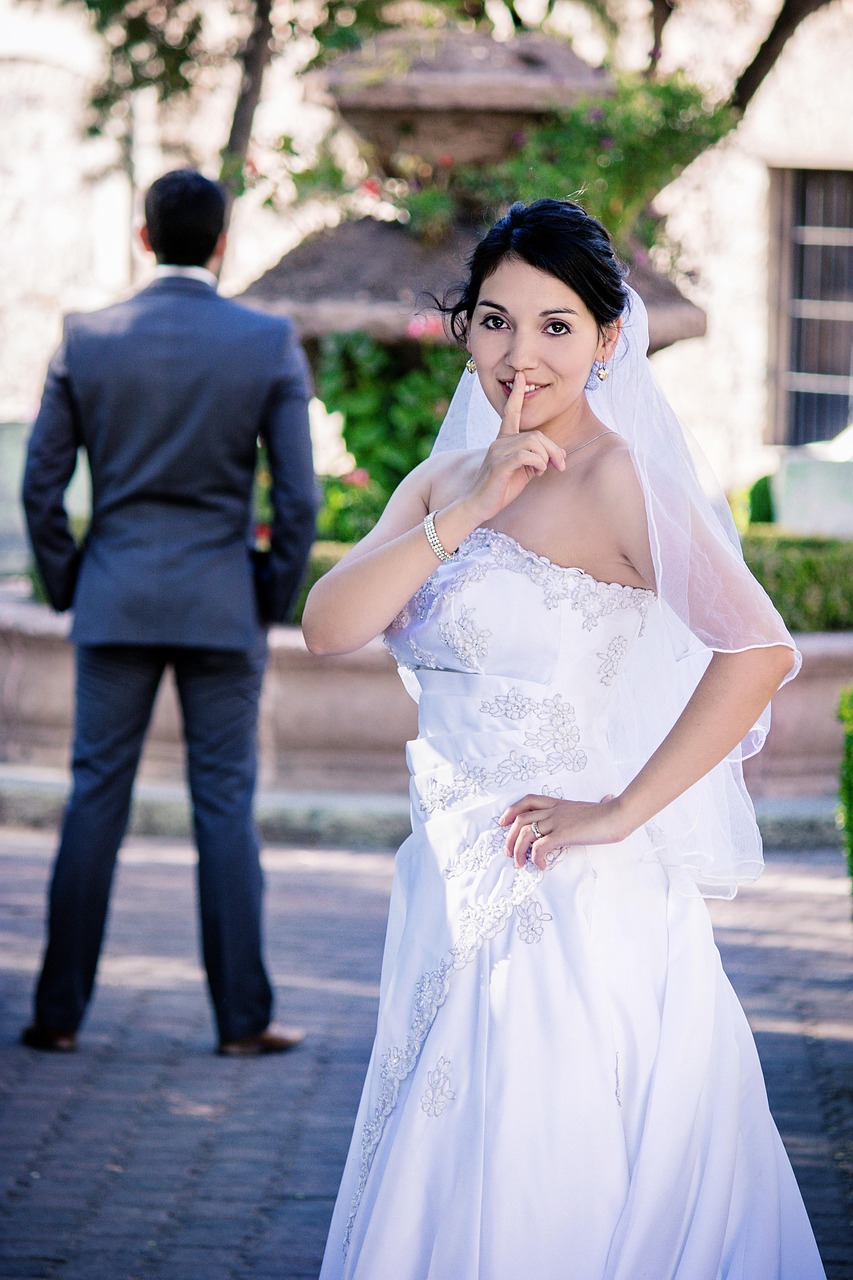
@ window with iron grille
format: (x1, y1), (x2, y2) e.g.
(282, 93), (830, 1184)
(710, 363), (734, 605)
(769, 169), (853, 445)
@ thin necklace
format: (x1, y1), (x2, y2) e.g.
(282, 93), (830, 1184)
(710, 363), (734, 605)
(563, 429), (609, 459)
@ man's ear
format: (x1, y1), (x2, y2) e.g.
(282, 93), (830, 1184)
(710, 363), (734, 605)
(139, 225), (153, 254)
(207, 231), (227, 272)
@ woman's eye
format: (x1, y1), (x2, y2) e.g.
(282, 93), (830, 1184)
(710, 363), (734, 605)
(546, 321), (570, 335)
(481, 315), (507, 330)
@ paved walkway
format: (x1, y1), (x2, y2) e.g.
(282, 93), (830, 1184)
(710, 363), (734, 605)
(0, 827), (851, 1280)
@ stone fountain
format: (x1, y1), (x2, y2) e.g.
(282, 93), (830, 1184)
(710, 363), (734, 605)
(240, 28), (706, 353)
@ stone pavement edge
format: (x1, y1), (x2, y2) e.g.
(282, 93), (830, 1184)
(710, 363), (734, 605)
(0, 828), (851, 1280)
(0, 763), (843, 851)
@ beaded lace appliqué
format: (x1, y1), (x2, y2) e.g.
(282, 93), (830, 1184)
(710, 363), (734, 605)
(461, 528), (578, 611)
(438, 605), (492, 669)
(421, 1057), (455, 1117)
(516, 897), (553, 943)
(387, 557), (488, 634)
(571, 578), (649, 634)
(420, 762), (491, 816)
(342, 861), (543, 1254)
(464, 529), (652, 629)
(419, 689), (587, 817)
(444, 824), (506, 879)
(597, 635), (628, 685)
(443, 786), (566, 879)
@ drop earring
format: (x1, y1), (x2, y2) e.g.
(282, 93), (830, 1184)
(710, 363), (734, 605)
(465, 356), (477, 374)
(595, 362), (609, 382)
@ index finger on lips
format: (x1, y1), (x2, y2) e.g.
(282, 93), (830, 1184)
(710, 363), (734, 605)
(497, 371), (526, 437)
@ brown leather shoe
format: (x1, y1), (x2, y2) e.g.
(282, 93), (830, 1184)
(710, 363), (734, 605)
(217, 1021), (306, 1057)
(21, 1024), (77, 1053)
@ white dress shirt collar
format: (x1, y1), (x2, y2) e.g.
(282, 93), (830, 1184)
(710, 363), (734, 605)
(154, 264), (218, 289)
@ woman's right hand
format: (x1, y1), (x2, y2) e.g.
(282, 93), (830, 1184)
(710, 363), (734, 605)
(464, 372), (567, 522)
(304, 373), (565, 656)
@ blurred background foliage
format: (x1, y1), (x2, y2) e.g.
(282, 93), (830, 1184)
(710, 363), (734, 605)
(316, 334), (465, 494)
(290, 74), (732, 259)
(65, 0), (830, 209)
(740, 529), (853, 632)
(40, 0), (845, 632)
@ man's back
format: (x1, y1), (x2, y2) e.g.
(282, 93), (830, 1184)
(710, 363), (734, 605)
(24, 276), (317, 649)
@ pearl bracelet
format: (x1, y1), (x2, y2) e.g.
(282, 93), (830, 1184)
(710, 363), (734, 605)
(423, 512), (456, 563)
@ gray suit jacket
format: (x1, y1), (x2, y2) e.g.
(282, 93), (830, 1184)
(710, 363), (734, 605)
(23, 277), (318, 650)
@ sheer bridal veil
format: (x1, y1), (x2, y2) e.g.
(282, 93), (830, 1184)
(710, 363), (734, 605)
(432, 287), (800, 898)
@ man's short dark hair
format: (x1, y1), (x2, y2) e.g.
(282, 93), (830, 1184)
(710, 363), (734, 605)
(144, 170), (227, 266)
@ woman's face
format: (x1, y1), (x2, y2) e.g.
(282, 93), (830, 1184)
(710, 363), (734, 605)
(467, 257), (616, 438)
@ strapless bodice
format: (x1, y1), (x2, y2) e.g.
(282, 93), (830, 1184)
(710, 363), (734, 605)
(385, 526), (653, 706)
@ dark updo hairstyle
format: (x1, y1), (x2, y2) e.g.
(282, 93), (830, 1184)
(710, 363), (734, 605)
(444, 199), (629, 344)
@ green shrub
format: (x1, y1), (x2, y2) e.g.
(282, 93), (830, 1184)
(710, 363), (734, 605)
(253, 441), (274, 532)
(455, 75), (733, 255)
(747, 474), (775, 525)
(316, 334), (465, 497)
(316, 472), (387, 543)
(28, 563), (48, 604)
(741, 528), (853, 632)
(28, 514), (89, 605)
(839, 685), (853, 891)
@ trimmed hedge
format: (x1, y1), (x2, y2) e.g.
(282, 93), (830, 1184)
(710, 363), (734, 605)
(741, 527), (853, 633)
(747, 474), (775, 525)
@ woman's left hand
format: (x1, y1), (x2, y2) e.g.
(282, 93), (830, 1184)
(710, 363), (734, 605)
(499, 794), (630, 870)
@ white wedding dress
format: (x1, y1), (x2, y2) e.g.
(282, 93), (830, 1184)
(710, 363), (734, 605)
(319, 527), (826, 1280)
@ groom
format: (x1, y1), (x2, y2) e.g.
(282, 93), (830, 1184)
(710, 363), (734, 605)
(21, 169), (318, 1055)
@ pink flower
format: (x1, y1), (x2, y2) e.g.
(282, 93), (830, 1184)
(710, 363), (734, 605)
(406, 314), (445, 339)
(360, 178), (381, 197)
(342, 468), (371, 488)
(436, 152), (454, 168)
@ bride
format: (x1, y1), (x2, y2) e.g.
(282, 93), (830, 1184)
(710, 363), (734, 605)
(303, 199), (826, 1279)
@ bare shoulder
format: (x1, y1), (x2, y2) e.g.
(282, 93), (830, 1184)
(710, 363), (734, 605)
(425, 447), (486, 509)
(387, 447), (471, 501)
(584, 435), (655, 587)
(586, 435), (643, 501)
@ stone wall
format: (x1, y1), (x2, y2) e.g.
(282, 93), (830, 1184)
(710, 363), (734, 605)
(0, 603), (416, 794)
(1, 601), (848, 800)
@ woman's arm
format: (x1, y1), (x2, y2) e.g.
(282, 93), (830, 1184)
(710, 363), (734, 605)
(301, 463), (480, 655)
(501, 643), (796, 867)
(612, 644), (796, 833)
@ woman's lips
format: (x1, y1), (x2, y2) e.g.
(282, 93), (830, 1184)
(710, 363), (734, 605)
(500, 379), (547, 399)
